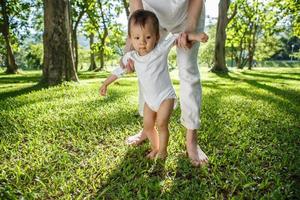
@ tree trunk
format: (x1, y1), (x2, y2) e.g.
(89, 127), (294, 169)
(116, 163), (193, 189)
(122, 0), (130, 18)
(43, 0), (78, 85)
(95, 1), (108, 71)
(89, 33), (97, 71)
(98, 34), (107, 71)
(0, 0), (18, 74)
(248, 23), (258, 70)
(211, 0), (236, 73)
(72, 9), (85, 72)
(211, 0), (230, 73)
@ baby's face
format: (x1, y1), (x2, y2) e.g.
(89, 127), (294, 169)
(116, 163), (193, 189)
(129, 22), (159, 56)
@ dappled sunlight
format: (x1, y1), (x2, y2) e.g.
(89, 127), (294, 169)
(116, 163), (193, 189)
(0, 68), (299, 199)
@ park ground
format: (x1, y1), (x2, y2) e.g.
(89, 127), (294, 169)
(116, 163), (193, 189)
(0, 67), (299, 199)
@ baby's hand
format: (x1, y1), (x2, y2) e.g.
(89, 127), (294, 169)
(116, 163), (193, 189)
(99, 84), (107, 96)
(198, 32), (209, 43)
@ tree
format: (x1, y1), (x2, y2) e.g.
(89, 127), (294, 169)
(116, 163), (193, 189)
(200, 24), (216, 67)
(255, 35), (282, 62)
(272, 0), (300, 37)
(226, 0), (280, 69)
(88, 32), (97, 71)
(211, 0), (236, 73)
(71, 0), (87, 72)
(0, 0), (18, 74)
(121, 0), (130, 18)
(84, 0), (124, 71)
(43, 0), (78, 85)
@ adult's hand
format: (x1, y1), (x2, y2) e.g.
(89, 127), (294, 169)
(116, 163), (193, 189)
(120, 57), (135, 73)
(176, 32), (194, 49)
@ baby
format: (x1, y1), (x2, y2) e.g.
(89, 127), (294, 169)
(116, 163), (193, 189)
(99, 9), (208, 159)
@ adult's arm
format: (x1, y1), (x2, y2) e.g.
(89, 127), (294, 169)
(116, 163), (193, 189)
(121, 0), (144, 71)
(185, 0), (204, 32)
(177, 0), (204, 49)
(123, 0), (144, 53)
(129, 0), (143, 13)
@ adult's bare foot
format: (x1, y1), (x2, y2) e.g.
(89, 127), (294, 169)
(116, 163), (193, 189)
(186, 130), (208, 166)
(125, 130), (147, 145)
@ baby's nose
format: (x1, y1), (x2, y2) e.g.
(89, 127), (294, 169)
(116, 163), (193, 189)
(140, 38), (146, 44)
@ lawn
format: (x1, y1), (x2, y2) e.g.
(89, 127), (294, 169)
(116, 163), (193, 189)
(0, 67), (299, 199)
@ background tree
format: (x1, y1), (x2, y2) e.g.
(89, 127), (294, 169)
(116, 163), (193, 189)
(71, 0), (87, 72)
(0, 0), (18, 74)
(273, 0), (300, 37)
(0, 0), (31, 74)
(226, 0), (280, 69)
(211, 0), (236, 73)
(200, 24), (216, 67)
(121, 0), (130, 18)
(85, 0), (124, 71)
(43, 0), (78, 85)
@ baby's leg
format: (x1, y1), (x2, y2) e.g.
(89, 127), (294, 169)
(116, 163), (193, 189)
(143, 103), (159, 159)
(156, 99), (175, 159)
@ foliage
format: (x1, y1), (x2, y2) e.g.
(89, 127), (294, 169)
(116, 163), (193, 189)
(255, 35), (283, 61)
(200, 24), (216, 67)
(226, 0), (280, 68)
(271, 35), (300, 60)
(272, 0), (300, 37)
(16, 43), (43, 70)
(82, 0), (125, 69)
(0, 68), (299, 199)
(0, 0), (39, 72)
(78, 46), (92, 70)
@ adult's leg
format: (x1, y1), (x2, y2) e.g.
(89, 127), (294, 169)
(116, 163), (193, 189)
(155, 98), (174, 159)
(177, 40), (208, 166)
(173, 1), (207, 166)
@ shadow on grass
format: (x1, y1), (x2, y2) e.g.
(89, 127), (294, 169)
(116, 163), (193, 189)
(241, 71), (300, 81)
(214, 72), (300, 106)
(0, 82), (46, 101)
(94, 145), (168, 199)
(0, 73), (42, 84)
(78, 72), (109, 80)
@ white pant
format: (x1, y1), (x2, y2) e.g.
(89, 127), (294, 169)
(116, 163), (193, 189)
(139, 4), (205, 130)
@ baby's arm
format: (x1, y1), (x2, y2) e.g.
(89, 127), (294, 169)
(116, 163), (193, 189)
(99, 74), (118, 96)
(99, 66), (129, 96)
(187, 32), (209, 43)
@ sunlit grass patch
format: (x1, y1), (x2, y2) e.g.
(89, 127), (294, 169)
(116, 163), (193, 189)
(0, 67), (299, 199)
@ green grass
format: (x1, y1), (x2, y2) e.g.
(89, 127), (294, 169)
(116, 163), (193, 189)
(0, 67), (299, 199)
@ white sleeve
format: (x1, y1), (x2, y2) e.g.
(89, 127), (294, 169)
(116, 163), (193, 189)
(112, 67), (126, 78)
(112, 52), (133, 78)
(121, 52), (132, 66)
(158, 34), (179, 53)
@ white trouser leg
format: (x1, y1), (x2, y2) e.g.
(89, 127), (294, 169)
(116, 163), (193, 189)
(173, 4), (205, 130)
(138, 81), (144, 116)
(177, 42), (201, 130)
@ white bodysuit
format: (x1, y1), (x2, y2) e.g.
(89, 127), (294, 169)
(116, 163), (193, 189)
(112, 35), (178, 112)
(140, 0), (206, 129)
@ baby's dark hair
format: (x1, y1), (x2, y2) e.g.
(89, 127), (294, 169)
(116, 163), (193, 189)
(128, 9), (159, 37)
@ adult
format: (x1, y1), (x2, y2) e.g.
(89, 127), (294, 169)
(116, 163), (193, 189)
(124, 0), (208, 166)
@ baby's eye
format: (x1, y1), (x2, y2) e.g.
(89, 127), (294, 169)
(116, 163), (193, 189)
(146, 36), (151, 39)
(134, 37), (139, 40)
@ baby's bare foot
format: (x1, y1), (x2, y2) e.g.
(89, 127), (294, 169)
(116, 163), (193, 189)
(187, 143), (208, 167)
(156, 151), (168, 160)
(146, 150), (158, 159)
(125, 130), (147, 145)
